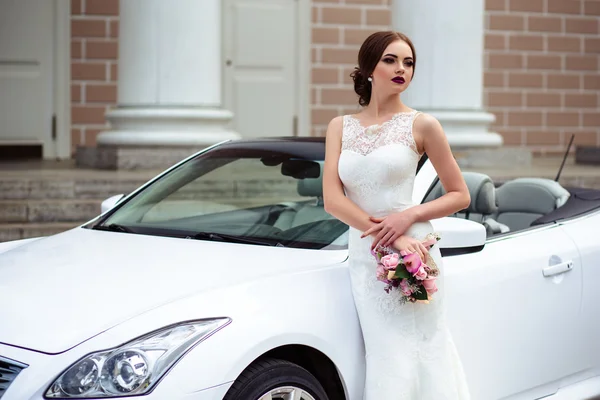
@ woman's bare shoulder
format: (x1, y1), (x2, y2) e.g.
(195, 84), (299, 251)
(413, 112), (445, 143)
(328, 115), (344, 127)
(413, 112), (442, 132)
(326, 116), (344, 138)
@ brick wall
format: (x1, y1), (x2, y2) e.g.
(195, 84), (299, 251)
(484, 0), (600, 155)
(69, 0), (598, 155)
(310, 0), (600, 155)
(310, 0), (392, 137)
(70, 0), (119, 154)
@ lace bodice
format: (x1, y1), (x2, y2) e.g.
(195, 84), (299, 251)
(338, 111), (421, 218)
(341, 111), (421, 156)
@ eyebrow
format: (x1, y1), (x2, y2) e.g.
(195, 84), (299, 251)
(383, 54), (413, 60)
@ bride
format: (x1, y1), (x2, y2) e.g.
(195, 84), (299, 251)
(322, 31), (472, 399)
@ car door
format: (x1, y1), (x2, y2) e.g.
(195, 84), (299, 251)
(443, 224), (584, 400)
(558, 211), (600, 381)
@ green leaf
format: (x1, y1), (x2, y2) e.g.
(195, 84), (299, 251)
(393, 268), (411, 279)
(413, 285), (428, 301)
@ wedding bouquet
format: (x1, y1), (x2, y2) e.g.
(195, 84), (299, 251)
(371, 233), (441, 304)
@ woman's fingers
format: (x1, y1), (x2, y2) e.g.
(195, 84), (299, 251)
(417, 241), (428, 260)
(406, 244), (418, 259)
(385, 232), (402, 247)
(372, 232), (433, 264)
(403, 241), (425, 260)
(374, 226), (390, 243)
(371, 228), (390, 249)
(378, 231), (395, 248)
(361, 222), (381, 238)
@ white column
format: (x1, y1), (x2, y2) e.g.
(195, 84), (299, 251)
(392, 0), (503, 148)
(97, 0), (239, 147)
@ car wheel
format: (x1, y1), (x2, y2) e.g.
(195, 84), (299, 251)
(223, 358), (330, 400)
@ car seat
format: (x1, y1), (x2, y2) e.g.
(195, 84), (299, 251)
(424, 172), (508, 236)
(273, 163), (334, 230)
(493, 178), (570, 232)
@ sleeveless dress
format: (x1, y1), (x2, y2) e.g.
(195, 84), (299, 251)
(337, 111), (471, 400)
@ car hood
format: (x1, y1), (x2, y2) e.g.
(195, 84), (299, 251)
(0, 228), (347, 354)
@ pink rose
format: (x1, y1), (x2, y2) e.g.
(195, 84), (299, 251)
(399, 279), (412, 296)
(422, 278), (438, 295)
(414, 265), (428, 280)
(381, 253), (400, 270)
(376, 263), (388, 283)
(403, 253), (422, 274)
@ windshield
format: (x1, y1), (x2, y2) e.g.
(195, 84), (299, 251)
(92, 143), (348, 250)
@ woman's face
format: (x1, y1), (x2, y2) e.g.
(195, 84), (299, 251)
(370, 39), (414, 95)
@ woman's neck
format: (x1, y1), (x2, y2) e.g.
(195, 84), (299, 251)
(364, 94), (409, 118)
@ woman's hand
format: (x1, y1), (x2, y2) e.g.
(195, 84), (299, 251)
(361, 209), (417, 250)
(392, 235), (428, 262)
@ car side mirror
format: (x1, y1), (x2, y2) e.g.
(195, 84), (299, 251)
(429, 217), (486, 255)
(101, 194), (125, 214)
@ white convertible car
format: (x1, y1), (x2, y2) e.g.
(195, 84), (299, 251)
(1, 138), (599, 400)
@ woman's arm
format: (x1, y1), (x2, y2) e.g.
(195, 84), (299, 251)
(322, 117), (377, 233)
(409, 113), (470, 221)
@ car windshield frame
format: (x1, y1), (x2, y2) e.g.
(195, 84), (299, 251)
(87, 138), (366, 250)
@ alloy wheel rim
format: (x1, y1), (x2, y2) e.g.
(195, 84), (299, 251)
(258, 386), (316, 400)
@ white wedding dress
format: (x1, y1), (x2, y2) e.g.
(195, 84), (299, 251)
(337, 111), (471, 399)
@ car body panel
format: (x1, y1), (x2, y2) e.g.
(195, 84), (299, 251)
(0, 261), (363, 399)
(444, 224), (584, 400)
(0, 227), (347, 354)
(0, 237), (42, 255)
(153, 267), (364, 398)
(557, 211), (600, 377)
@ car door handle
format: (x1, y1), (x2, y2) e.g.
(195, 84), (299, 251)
(542, 261), (574, 277)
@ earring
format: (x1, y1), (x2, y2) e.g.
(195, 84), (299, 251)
(367, 77), (372, 82)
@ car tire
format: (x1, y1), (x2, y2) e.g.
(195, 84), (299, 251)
(223, 357), (330, 400)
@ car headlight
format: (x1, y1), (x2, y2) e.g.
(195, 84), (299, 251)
(45, 318), (230, 398)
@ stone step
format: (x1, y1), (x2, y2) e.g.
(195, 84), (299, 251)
(0, 222), (84, 242)
(0, 177), (145, 200)
(0, 199), (102, 224)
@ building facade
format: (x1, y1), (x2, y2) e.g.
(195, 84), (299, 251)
(1, 0), (598, 161)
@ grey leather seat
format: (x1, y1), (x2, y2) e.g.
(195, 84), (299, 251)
(424, 172), (497, 221)
(424, 172), (507, 236)
(273, 163), (334, 230)
(494, 178), (570, 232)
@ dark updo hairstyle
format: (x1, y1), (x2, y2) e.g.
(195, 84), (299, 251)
(350, 31), (417, 107)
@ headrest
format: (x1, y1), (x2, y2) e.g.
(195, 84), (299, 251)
(297, 161), (324, 197)
(425, 172), (497, 214)
(463, 172), (498, 214)
(496, 178), (570, 214)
